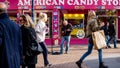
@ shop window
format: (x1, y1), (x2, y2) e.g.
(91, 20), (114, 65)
(63, 14), (85, 38)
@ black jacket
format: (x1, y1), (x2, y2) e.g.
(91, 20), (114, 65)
(108, 23), (116, 36)
(21, 25), (37, 65)
(100, 25), (108, 36)
(62, 23), (73, 36)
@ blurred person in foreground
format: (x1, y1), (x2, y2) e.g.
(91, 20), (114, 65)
(20, 14), (38, 68)
(0, 2), (22, 68)
(76, 10), (108, 68)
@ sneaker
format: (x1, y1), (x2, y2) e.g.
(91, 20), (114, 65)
(44, 64), (52, 67)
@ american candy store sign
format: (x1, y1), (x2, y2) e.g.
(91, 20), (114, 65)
(5, 0), (120, 9)
(18, 0), (120, 6)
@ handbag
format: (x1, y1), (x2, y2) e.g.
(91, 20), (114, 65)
(26, 29), (43, 56)
(30, 39), (43, 55)
(92, 30), (107, 50)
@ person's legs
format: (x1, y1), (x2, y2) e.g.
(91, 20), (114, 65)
(65, 36), (71, 54)
(105, 35), (109, 45)
(98, 49), (108, 68)
(113, 36), (117, 48)
(80, 43), (93, 60)
(60, 36), (66, 54)
(22, 65), (26, 68)
(98, 49), (102, 63)
(39, 42), (49, 66)
(27, 64), (35, 68)
(107, 36), (112, 48)
(76, 43), (93, 68)
(22, 61), (26, 68)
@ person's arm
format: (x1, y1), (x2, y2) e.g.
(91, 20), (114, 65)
(45, 26), (49, 34)
(61, 27), (65, 35)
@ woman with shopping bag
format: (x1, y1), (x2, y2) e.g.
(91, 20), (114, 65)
(76, 10), (108, 68)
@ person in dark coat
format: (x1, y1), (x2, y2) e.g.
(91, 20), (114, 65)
(20, 14), (38, 68)
(0, 2), (22, 68)
(107, 21), (117, 48)
(100, 21), (109, 46)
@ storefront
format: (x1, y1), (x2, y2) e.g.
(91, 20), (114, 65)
(3, 0), (120, 45)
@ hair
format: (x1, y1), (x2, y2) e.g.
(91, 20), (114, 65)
(88, 10), (96, 20)
(20, 14), (35, 28)
(39, 13), (47, 22)
(0, 2), (7, 13)
(63, 20), (68, 23)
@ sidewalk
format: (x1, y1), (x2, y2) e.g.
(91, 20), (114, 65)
(36, 44), (120, 68)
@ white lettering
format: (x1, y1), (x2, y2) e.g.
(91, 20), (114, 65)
(107, 0), (112, 5)
(18, 0), (23, 6)
(42, 0), (46, 5)
(74, 0), (79, 5)
(59, 0), (64, 5)
(80, 0), (86, 5)
(36, 0), (42, 5)
(52, 0), (58, 5)
(87, 0), (93, 5)
(102, 0), (106, 5)
(113, 0), (118, 5)
(67, 0), (73, 5)
(46, 0), (51, 5)
(94, 0), (98, 5)
(24, 0), (31, 5)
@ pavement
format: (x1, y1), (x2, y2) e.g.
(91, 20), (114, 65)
(36, 44), (120, 68)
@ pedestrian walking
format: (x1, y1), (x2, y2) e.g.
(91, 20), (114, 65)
(0, 2), (22, 68)
(20, 14), (38, 68)
(76, 10), (108, 68)
(60, 20), (73, 54)
(35, 13), (52, 67)
(107, 20), (117, 48)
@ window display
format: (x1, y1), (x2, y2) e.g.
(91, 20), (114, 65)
(63, 13), (85, 38)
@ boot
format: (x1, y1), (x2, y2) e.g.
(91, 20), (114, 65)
(99, 62), (108, 68)
(76, 60), (82, 68)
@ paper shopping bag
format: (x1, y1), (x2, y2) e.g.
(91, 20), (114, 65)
(92, 30), (107, 50)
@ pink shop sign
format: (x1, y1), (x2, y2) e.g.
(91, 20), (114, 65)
(5, 0), (120, 10)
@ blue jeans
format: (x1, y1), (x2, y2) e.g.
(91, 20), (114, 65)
(80, 38), (103, 63)
(60, 36), (71, 54)
(107, 35), (117, 48)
